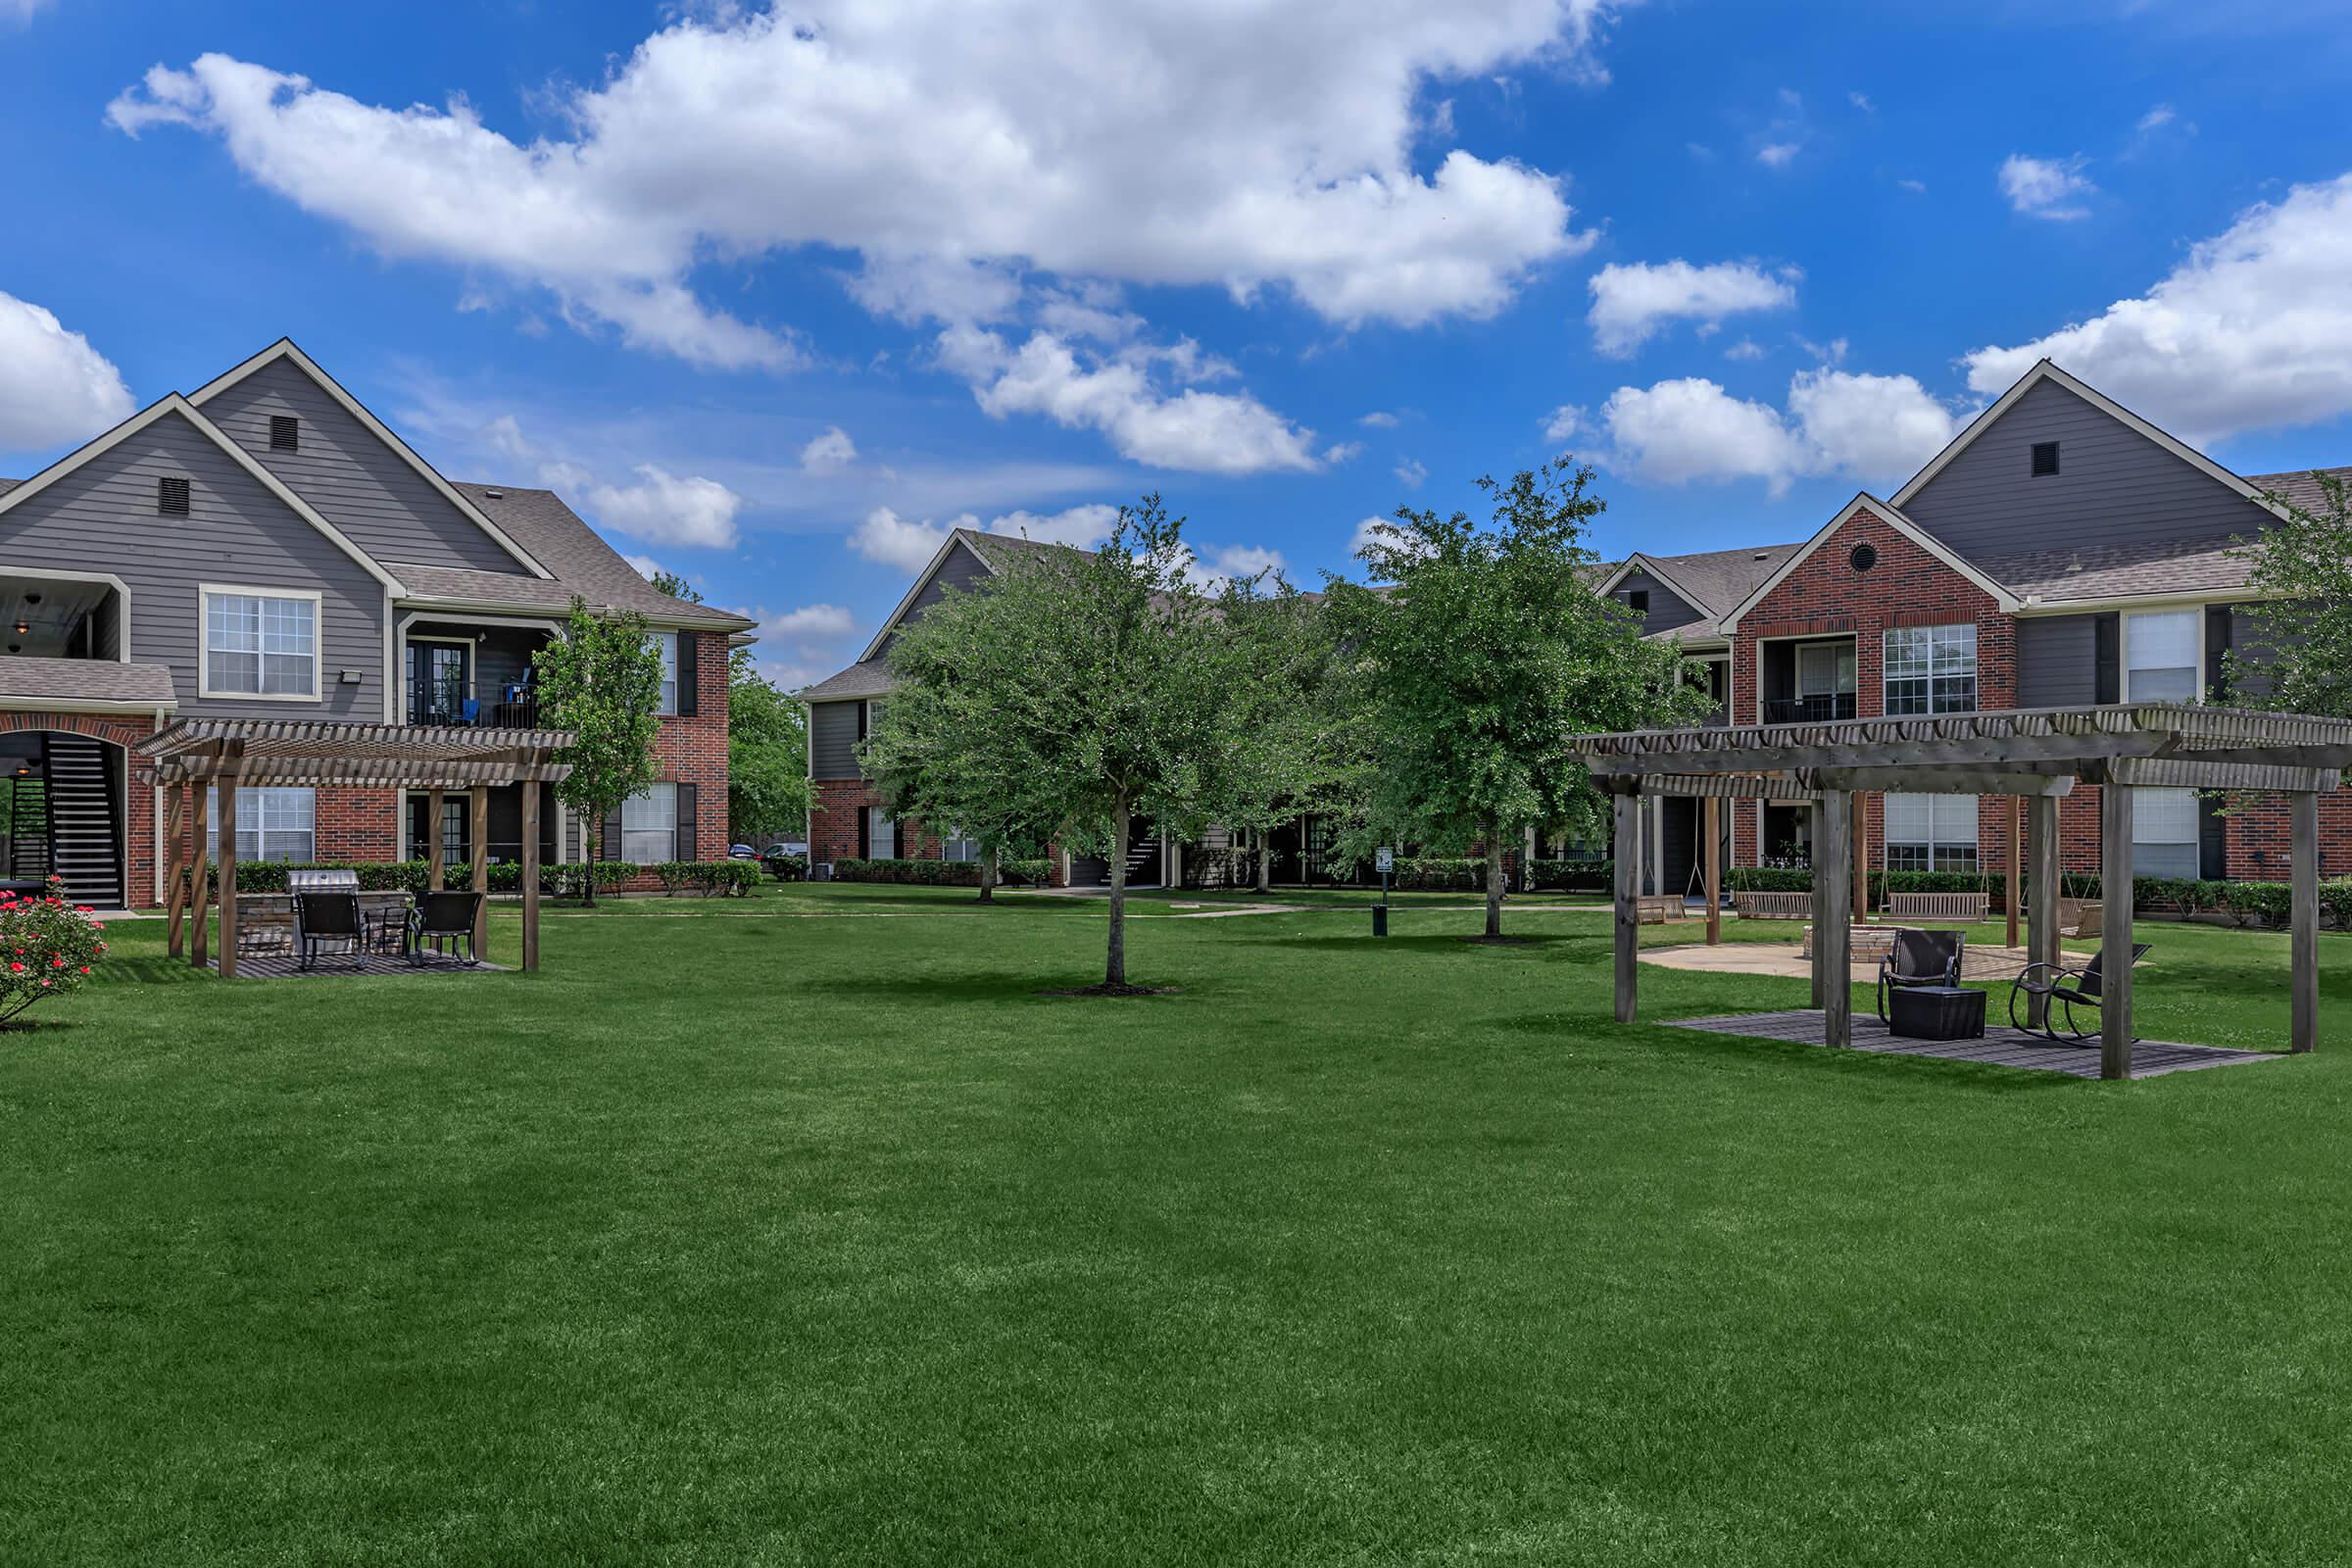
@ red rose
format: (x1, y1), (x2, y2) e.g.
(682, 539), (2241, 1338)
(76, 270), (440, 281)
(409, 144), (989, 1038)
(10, 962), (24, 973)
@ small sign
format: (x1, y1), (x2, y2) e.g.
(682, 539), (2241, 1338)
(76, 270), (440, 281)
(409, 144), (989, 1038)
(1375, 847), (1395, 873)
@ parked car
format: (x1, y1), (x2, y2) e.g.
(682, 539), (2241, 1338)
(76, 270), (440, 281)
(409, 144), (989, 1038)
(727, 844), (759, 860)
(763, 841), (808, 859)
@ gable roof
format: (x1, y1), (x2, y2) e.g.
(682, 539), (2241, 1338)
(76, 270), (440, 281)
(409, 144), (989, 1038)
(1595, 541), (1806, 641)
(1717, 492), (2023, 632)
(190, 338), (553, 579)
(850, 526), (1094, 663)
(0, 394), (408, 595)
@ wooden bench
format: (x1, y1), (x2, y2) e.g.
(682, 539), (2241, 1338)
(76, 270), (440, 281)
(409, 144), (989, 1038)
(1885, 891), (1989, 922)
(1737, 890), (1812, 920)
(1634, 894), (1686, 924)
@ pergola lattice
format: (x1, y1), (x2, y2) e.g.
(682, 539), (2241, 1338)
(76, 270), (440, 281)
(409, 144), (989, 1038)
(1573, 703), (2352, 1078)
(134, 719), (575, 978)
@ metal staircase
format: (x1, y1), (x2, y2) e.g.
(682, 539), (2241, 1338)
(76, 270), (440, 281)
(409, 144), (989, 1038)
(42, 735), (122, 907)
(1122, 829), (1163, 889)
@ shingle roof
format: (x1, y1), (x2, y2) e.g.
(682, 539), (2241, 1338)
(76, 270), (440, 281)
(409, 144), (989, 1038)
(2242, 466), (2352, 515)
(1619, 540), (1806, 640)
(0, 656), (176, 708)
(1971, 535), (2254, 602)
(799, 658), (895, 700)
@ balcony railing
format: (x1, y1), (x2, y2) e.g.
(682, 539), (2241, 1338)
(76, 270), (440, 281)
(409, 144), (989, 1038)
(1765, 692), (1857, 724)
(408, 678), (540, 729)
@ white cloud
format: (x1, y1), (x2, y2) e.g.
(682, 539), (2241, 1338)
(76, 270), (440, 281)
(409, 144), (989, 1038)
(1357, 410), (1400, 428)
(1543, 405), (1587, 443)
(1587, 259), (1797, 356)
(1180, 541), (1288, 590)
(2, 0), (50, 23)
(1723, 337), (1766, 362)
(1587, 368), (1958, 495)
(0, 291), (135, 453)
(1350, 515), (1393, 555)
(579, 464), (743, 549)
(623, 553), (664, 581)
(765, 603), (859, 639)
(107, 4), (1630, 364)
(736, 602), (865, 689)
(1999, 154), (2095, 220)
(1394, 458), (1428, 488)
(851, 500), (1119, 571)
(985, 503), (1119, 549)
(2136, 105), (2176, 133)
(1322, 440), (1366, 465)
(851, 506), (949, 571)
(800, 425), (858, 473)
(1896, 177), (1928, 194)
(1756, 142), (1801, 169)
(1964, 172), (2352, 445)
(1848, 91), (1876, 113)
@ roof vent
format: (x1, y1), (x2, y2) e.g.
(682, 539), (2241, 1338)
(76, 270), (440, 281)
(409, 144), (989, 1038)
(1752, 551), (1770, 562)
(483, 488), (504, 500)
(2031, 441), (2061, 477)
(269, 415), (299, 452)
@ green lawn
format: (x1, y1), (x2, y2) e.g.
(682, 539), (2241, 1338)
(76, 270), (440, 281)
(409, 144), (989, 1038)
(7, 890), (2352, 1563)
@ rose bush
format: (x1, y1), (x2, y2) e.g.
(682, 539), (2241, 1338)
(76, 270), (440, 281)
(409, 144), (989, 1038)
(0, 877), (107, 1026)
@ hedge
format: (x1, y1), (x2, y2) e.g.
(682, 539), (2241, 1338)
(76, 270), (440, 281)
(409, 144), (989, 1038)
(762, 852), (810, 882)
(179, 858), (641, 897)
(1529, 858), (1612, 893)
(653, 860), (762, 897)
(1386, 857), (1488, 891)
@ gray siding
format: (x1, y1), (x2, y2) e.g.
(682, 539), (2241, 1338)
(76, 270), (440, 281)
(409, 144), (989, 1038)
(201, 358), (524, 575)
(2016, 613), (2099, 708)
(0, 410), (386, 720)
(1614, 568), (1706, 636)
(871, 540), (992, 660)
(1904, 378), (2266, 558)
(810, 700), (865, 779)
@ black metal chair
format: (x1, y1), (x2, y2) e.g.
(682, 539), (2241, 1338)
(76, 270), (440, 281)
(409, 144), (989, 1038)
(2008, 944), (2153, 1043)
(1877, 929), (1965, 1023)
(406, 890), (483, 966)
(293, 892), (364, 971)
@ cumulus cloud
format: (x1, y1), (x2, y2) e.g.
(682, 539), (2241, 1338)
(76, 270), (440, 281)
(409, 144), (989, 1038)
(579, 464), (744, 549)
(1587, 259), (1797, 356)
(1322, 440), (1366, 465)
(1755, 142), (1801, 169)
(1180, 542), (1287, 591)
(800, 425), (857, 473)
(0, 291), (135, 453)
(1587, 368), (1959, 495)
(1999, 154), (2094, 220)
(1543, 404), (1586, 443)
(851, 501), (1120, 571)
(1394, 458), (1428, 488)
(735, 602), (864, 689)
(1964, 172), (2352, 444)
(106, 3), (1629, 366)
(623, 553), (664, 581)
(1358, 410), (1400, 428)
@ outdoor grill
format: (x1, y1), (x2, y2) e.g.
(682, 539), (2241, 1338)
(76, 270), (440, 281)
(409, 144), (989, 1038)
(286, 868), (361, 897)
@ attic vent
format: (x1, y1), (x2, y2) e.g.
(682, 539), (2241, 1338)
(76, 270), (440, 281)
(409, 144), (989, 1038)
(269, 415), (299, 452)
(1849, 543), (1878, 573)
(157, 476), (190, 516)
(1626, 589), (1648, 614)
(2031, 440), (2061, 477)
(482, 488), (505, 500)
(1752, 551), (1770, 561)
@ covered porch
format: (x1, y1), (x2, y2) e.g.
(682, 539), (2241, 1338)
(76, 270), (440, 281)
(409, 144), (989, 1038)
(134, 718), (573, 980)
(1575, 704), (2352, 1080)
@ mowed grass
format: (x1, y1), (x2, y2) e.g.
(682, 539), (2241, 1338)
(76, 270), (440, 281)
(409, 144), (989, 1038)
(6, 890), (2352, 1565)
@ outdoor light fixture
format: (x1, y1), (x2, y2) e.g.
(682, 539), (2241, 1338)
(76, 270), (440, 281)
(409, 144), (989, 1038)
(12, 621), (24, 636)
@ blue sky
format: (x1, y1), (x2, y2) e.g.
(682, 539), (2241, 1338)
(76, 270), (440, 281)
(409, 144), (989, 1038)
(6, 0), (2352, 685)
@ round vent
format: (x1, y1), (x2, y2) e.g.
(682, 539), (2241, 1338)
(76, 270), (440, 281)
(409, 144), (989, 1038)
(1848, 543), (1878, 573)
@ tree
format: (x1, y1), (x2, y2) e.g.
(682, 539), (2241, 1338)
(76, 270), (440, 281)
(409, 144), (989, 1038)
(727, 648), (810, 845)
(866, 495), (1234, 986)
(1211, 579), (1362, 893)
(648, 569), (701, 604)
(2228, 473), (2352, 716)
(1329, 458), (1713, 940)
(533, 598), (665, 906)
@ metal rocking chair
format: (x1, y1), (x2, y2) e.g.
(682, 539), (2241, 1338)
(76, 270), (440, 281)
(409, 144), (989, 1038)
(406, 890), (484, 966)
(2008, 944), (2153, 1044)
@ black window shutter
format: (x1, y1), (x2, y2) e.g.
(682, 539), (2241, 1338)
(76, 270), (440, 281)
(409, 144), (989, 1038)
(676, 632), (699, 716)
(602, 805), (621, 862)
(2205, 606), (2233, 703)
(675, 782), (697, 861)
(857, 805), (869, 859)
(2093, 613), (2121, 704)
(2198, 794), (2229, 881)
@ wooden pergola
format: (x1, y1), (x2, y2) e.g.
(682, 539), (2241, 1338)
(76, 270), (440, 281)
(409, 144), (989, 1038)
(1573, 703), (2352, 1079)
(134, 718), (574, 979)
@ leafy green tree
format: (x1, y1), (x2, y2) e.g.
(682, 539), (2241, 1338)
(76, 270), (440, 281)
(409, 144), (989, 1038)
(533, 598), (665, 906)
(2229, 473), (2352, 715)
(1211, 579), (1362, 893)
(727, 648), (810, 845)
(868, 495), (1233, 985)
(648, 569), (701, 604)
(1329, 458), (1712, 939)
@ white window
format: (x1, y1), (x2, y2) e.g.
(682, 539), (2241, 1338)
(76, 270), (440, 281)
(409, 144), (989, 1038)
(621, 783), (677, 863)
(2132, 787), (2202, 880)
(2125, 609), (2201, 703)
(942, 829), (978, 862)
(1884, 623), (1978, 716)
(207, 787), (316, 862)
(867, 806), (897, 859)
(649, 631), (679, 715)
(1884, 793), (1980, 873)
(202, 588), (318, 699)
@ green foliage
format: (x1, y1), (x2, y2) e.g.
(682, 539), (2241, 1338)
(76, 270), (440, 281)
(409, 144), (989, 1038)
(1528, 858), (1613, 893)
(762, 851), (810, 882)
(1383, 857), (1490, 891)
(534, 598), (664, 905)
(648, 570), (702, 604)
(0, 880), (107, 1025)
(2229, 471), (2352, 715)
(1208, 581), (1362, 889)
(831, 857), (1049, 887)
(727, 647), (811, 845)
(652, 860), (761, 897)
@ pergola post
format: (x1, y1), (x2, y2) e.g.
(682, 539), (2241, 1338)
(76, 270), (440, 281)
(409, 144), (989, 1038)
(1850, 791), (1868, 922)
(2006, 796), (2023, 951)
(1613, 792), (1640, 1023)
(217, 767), (240, 981)
(164, 782), (188, 958)
(188, 779), (211, 970)
(2026, 793), (2060, 1030)
(1702, 795), (1722, 947)
(1808, 798), (1830, 1007)
(520, 778), (542, 974)
(469, 785), (490, 958)
(1817, 791), (1853, 1048)
(2292, 790), (2320, 1054)
(426, 786), (446, 892)
(2099, 783), (2134, 1079)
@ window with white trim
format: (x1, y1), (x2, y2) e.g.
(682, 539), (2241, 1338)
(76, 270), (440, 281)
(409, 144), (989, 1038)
(1883, 623), (1978, 716)
(942, 829), (978, 862)
(621, 783), (677, 863)
(2132, 787), (2201, 880)
(1884, 793), (1980, 873)
(207, 787), (317, 862)
(204, 590), (318, 697)
(867, 806), (898, 859)
(2125, 609), (2201, 703)
(649, 631), (679, 715)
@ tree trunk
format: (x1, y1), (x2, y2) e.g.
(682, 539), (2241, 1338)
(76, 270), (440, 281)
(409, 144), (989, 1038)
(1106, 800), (1130, 986)
(584, 831), (599, 908)
(1255, 834), (1272, 894)
(1485, 813), (1506, 938)
(978, 843), (999, 904)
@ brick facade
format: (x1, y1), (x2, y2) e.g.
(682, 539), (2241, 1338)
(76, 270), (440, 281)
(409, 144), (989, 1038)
(651, 633), (733, 865)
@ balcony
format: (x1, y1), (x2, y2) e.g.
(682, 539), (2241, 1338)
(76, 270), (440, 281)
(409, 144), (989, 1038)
(1765, 692), (1857, 725)
(408, 676), (540, 729)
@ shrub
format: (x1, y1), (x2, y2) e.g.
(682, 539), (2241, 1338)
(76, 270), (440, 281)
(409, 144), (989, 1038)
(832, 857), (985, 886)
(1388, 858), (1486, 891)
(1728, 865), (1812, 894)
(762, 852), (809, 882)
(0, 879), (107, 1026)
(1529, 858), (1612, 893)
(1182, 846), (1257, 888)
(653, 860), (762, 898)
(544, 861), (637, 898)
(1000, 858), (1053, 886)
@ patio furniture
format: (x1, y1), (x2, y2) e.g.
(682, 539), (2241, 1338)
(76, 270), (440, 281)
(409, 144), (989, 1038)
(1887, 984), (1986, 1041)
(1877, 928), (1966, 1023)
(1737, 890), (1812, 920)
(357, 892), (415, 955)
(2008, 944), (2153, 1044)
(1885, 891), (1989, 921)
(293, 892), (364, 970)
(1634, 894), (1685, 924)
(407, 889), (483, 966)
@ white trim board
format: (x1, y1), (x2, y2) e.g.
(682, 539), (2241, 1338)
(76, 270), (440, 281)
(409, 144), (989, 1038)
(190, 339), (554, 579)
(1717, 493), (2022, 632)
(196, 582), (325, 704)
